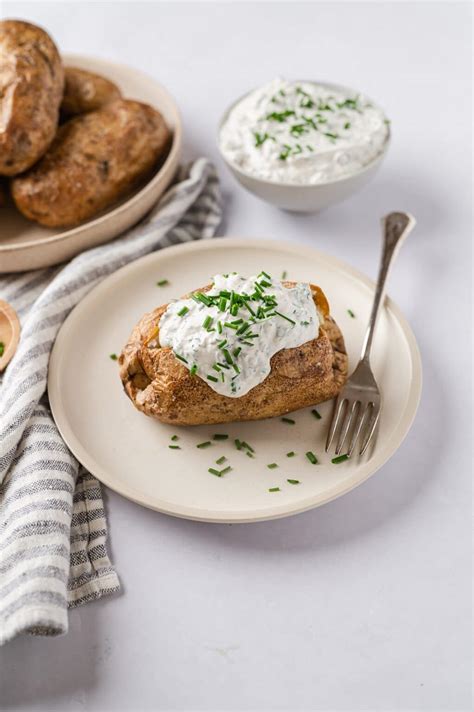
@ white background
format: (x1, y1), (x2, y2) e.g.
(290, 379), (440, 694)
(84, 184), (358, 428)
(0, 2), (472, 711)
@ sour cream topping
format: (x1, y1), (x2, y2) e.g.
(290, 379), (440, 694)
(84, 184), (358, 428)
(158, 272), (321, 398)
(219, 78), (389, 184)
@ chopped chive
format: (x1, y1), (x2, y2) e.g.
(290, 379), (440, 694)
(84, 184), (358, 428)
(267, 463), (278, 469)
(220, 372), (224, 382)
(236, 321), (250, 335)
(281, 270), (287, 279)
(287, 479), (300, 485)
(109, 353), (118, 361)
(260, 270), (271, 280)
(216, 456), (227, 465)
(347, 309), (356, 318)
(219, 466), (232, 476)
(207, 375), (218, 383)
(171, 435), (179, 441)
(157, 279), (169, 286)
(286, 451), (296, 458)
(175, 353), (188, 364)
(0, 342), (4, 357)
(332, 454), (350, 464)
(203, 315), (213, 329)
(217, 362), (230, 369)
(190, 364), (198, 376)
(259, 279), (272, 288)
(281, 417), (295, 424)
(274, 310), (296, 325)
(209, 468), (222, 477)
(344, 122), (351, 130)
(268, 487), (280, 492)
(212, 364), (221, 372)
(306, 451), (318, 464)
(213, 434), (229, 441)
(246, 451), (254, 458)
(218, 296), (227, 312)
(169, 445), (181, 450)
(222, 349), (234, 365)
(233, 347), (241, 358)
(193, 292), (211, 306)
(311, 409), (322, 420)
(217, 321), (223, 334)
(178, 306), (189, 317)
(243, 301), (256, 316)
(197, 441), (212, 449)
(230, 304), (239, 316)
(217, 339), (227, 349)
(235, 439), (243, 450)
(241, 441), (254, 453)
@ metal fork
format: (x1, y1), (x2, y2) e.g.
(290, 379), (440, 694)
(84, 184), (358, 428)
(326, 212), (416, 458)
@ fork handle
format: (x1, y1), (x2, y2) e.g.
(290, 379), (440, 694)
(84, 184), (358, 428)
(360, 212), (416, 363)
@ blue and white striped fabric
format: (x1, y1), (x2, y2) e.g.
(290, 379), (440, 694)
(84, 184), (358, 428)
(0, 158), (222, 645)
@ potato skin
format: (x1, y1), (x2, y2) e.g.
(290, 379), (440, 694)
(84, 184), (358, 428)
(119, 283), (348, 426)
(11, 99), (171, 227)
(0, 20), (64, 176)
(61, 67), (121, 117)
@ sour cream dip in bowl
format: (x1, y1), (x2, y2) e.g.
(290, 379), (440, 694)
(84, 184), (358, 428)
(218, 78), (390, 212)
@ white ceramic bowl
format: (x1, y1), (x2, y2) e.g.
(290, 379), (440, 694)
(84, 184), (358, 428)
(217, 81), (390, 213)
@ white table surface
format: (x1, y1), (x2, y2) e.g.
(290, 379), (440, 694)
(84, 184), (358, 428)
(1, 2), (471, 711)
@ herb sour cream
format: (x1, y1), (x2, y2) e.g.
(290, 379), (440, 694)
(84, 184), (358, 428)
(219, 78), (390, 184)
(158, 272), (322, 398)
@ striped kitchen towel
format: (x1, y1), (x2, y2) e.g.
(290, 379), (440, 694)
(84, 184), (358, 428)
(0, 158), (222, 645)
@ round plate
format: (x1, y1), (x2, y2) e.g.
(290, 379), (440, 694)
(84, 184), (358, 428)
(0, 54), (182, 273)
(48, 238), (422, 523)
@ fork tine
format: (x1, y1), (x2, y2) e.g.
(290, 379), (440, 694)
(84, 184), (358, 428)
(335, 400), (360, 455)
(325, 397), (347, 452)
(359, 404), (381, 455)
(347, 403), (370, 457)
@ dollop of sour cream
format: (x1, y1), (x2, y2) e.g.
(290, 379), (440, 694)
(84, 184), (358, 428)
(219, 78), (390, 184)
(158, 273), (321, 398)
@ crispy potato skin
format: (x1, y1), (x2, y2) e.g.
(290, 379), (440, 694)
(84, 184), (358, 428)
(11, 99), (171, 227)
(119, 283), (348, 426)
(61, 67), (121, 117)
(0, 20), (64, 176)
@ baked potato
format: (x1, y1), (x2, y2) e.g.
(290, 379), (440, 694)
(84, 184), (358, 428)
(61, 67), (121, 117)
(119, 282), (348, 425)
(0, 20), (64, 176)
(11, 99), (171, 227)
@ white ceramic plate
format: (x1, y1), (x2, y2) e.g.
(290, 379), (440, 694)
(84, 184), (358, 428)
(48, 238), (422, 523)
(0, 54), (182, 273)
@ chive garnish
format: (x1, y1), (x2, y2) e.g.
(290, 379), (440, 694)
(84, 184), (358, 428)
(233, 347), (241, 358)
(109, 353), (118, 361)
(311, 409), (322, 420)
(203, 315), (213, 329)
(219, 466), (232, 476)
(190, 364), (198, 376)
(171, 435), (179, 441)
(274, 311), (296, 325)
(306, 451), (318, 464)
(217, 321), (223, 334)
(212, 364), (221, 372)
(344, 122), (351, 130)
(213, 434), (229, 441)
(169, 445), (181, 450)
(246, 451), (254, 458)
(241, 441), (254, 453)
(207, 375), (218, 383)
(222, 349), (234, 365)
(347, 309), (356, 318)
(175, 353), (188, 364)
(218, 296), (227, 312)
(268, 487), (280, 492)
(209, 468), (222, 477)
(216, 456), (226, 465)
(157, 279), (169, 286)
(177, 306), (189, 317)
(197, 441), (212, 449)
(281, 417), (295, 424)
(332, 454), (350, 464)
(224, 322), (238, 330)
(281, 271), (287, 280)
(287, 479), (300, 485)
(235, 439), (243, 450)
(286, 451), (296, 458)
(217, 339), (227, 349)
(267, 463), (278, 469)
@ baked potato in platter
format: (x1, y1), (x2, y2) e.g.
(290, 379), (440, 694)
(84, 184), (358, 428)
(61, 66), (122, 117)
(119, 279), (348, 426)
(11, 99), (171, 227)
(0, 20), (64, 176)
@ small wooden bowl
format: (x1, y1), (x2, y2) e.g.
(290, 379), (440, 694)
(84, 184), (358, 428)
(0, 300), (20, 371)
